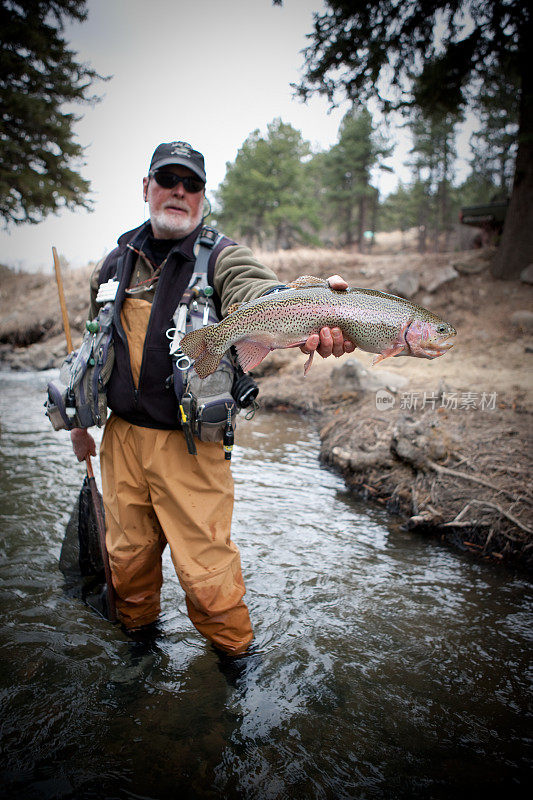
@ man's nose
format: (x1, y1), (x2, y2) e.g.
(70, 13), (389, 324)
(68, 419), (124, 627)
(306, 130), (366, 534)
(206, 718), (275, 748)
(171, 179), (186, 196)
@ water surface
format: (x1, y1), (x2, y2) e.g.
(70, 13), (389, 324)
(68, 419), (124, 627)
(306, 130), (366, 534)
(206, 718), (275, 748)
(0, 370), (531, 799)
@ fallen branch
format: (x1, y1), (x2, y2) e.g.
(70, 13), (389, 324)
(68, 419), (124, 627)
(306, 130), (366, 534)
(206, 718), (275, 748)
(483, 528), (496, 553)
(451, 502), (473, 523)
(440, 519), (487, 528)
(427, 460), (532, 505)
(437, 499), (532, 538)
(491, 464), (532, 476)
(467, 500), (533, 537)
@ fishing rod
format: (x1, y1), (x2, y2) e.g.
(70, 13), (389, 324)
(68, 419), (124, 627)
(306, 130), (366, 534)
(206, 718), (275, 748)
(52, 247), (117, 622)
(52, 246), (73, 352)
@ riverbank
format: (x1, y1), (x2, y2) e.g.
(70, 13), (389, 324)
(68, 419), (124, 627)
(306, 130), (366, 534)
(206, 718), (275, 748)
(260, 360), (532, 569)
(1, 245), (532, 568)
(246, 247), (533, 570)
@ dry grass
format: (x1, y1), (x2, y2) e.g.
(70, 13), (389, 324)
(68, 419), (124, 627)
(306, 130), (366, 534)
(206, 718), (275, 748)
(254, 247), (366, 283)
(316, 396), (533, 567)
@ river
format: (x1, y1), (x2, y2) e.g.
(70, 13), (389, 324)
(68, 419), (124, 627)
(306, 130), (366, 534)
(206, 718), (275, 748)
(0, 370), (531, 799)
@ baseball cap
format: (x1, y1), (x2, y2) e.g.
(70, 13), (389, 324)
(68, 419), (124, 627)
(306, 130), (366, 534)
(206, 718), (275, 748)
(148, 141), (206, 182)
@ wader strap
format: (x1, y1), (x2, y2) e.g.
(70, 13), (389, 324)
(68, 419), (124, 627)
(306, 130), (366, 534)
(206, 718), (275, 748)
(168, 226), (225, 455)
(179, 226), (222, 305)
(195, 226), (222, 283)
(170, 226), (223, 353)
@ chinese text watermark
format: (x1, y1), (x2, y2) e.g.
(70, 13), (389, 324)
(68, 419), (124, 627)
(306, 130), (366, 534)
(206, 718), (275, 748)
(375, 389), (498, 412)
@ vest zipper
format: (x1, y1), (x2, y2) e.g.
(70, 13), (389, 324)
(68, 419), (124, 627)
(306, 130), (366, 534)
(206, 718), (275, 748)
(136, 266), (163, 394)
(111, 252), (142, 409)
(136, 249), (193, 395)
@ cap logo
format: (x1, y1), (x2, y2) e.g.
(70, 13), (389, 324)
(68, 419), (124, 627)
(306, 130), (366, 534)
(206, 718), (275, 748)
(170, 141), (193, 156)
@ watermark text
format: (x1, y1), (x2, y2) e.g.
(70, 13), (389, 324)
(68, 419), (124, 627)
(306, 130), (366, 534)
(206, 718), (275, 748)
(376, 389), (498, 412)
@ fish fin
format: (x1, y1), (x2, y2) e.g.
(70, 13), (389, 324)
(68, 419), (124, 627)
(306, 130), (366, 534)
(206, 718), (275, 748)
(287, 275), (330, 290)
(234, 340), (271, 372)
(193, 350), (224, 379)
(372, 343), (408, 365)
(180, 327), (222, 378)
(225, 302), (245, 316)
(303, 350), (315, 375)
(180, 327), (209, 360)
(372, 320), (410, 365)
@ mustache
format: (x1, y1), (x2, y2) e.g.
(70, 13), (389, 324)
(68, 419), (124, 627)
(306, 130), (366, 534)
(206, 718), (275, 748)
(163, 202), (189, 212)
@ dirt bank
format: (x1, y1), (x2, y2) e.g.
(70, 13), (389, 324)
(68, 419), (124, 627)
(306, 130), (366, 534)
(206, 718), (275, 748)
(1, 244), (532, 568)
(249, 246), (533, 570)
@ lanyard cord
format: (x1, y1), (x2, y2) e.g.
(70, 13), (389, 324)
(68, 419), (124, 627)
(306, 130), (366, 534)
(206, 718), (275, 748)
(125, 244), (170, 295)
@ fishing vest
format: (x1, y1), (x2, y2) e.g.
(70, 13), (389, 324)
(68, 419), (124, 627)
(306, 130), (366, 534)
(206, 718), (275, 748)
(98, 222), (235, 430)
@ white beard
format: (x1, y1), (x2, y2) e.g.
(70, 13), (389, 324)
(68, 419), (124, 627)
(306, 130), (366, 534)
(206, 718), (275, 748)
(150, 206), (203, 239)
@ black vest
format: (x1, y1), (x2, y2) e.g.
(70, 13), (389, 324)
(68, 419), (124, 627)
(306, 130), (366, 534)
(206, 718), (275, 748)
(98, 221), (234, 429)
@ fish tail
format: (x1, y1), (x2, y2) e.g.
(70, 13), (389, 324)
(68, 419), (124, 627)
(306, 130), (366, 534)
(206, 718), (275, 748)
(180, 327), (222, 379)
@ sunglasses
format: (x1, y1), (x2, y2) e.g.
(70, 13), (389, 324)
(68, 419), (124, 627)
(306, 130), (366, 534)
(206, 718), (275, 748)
(151, 170), (205, 193)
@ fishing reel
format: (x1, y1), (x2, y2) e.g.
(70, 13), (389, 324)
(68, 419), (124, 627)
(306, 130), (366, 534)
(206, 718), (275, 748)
(231, 364), (259, 409)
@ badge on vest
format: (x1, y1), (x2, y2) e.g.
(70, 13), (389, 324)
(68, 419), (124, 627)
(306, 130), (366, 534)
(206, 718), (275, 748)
(96, 279), (119, 304)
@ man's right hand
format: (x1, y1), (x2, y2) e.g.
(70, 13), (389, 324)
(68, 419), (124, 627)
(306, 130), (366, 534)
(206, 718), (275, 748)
(71, 428), (97, 462)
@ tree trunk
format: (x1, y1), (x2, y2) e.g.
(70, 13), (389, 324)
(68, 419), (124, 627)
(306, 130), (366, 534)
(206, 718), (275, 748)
(357, 195), (366, 252)
(418, 223), (427, 254)
(417, 190), (428, 253)
(440, 180), (450, 252)
(344, 201), (353, 247)
(370, 188), (378, 250)
(418, 213), (427, 253)
(491, 53), (533, 279)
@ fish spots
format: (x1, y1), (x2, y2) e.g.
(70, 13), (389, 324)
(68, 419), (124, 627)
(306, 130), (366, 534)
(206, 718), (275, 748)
(184, 285), (456, 378)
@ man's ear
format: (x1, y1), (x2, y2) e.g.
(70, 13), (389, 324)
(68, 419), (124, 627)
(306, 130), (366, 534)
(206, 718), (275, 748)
(142, 176), (149, 202)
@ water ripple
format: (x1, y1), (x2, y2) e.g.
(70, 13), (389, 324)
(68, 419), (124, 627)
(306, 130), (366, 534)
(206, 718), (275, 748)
(0, 373), (531, 799)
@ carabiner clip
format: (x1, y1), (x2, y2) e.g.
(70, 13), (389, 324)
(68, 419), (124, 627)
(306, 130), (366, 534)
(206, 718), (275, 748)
(174, 351), (192, 371)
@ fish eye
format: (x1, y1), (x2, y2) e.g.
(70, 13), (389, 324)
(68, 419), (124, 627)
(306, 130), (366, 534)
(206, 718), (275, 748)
(436, 324), (448, 334)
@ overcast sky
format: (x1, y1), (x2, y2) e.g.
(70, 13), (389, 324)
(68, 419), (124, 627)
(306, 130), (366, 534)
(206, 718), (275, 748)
(1, 0), (473, 272)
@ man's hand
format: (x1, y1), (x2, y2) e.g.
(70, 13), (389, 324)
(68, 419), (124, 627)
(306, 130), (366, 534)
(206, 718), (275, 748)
(71, 428), (96, 462)
(301, 274), (356, 359)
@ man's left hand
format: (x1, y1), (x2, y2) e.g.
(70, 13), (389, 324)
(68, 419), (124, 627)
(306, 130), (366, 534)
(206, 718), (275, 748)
(301, 275), (356, 359)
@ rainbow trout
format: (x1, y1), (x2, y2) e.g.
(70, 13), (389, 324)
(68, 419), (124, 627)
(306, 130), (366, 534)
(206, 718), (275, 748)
(180, 276), (456, 379)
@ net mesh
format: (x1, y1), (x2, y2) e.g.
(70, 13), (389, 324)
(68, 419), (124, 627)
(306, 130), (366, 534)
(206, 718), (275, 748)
(60, 476), (104, 591)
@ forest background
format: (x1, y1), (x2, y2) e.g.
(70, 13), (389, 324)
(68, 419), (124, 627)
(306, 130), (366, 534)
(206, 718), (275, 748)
(0, 0), (529, 278)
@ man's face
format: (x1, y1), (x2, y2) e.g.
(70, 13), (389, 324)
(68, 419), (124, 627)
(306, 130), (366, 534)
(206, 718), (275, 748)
(143, 165), (205, 239)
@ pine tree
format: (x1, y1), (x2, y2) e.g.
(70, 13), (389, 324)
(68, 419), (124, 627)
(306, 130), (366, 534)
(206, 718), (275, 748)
(216, 119), (320, 249)
(407, 110), (460, 252)
(320, 107), (391, 249)
(468, 66), (519, 198)
(379, 183), (418, 235)
(293, 0), (532, 278)
(0, 0), (105, 225)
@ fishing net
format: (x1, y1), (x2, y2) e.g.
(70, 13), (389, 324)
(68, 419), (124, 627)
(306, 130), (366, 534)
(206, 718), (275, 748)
(59, 477), (108, 615)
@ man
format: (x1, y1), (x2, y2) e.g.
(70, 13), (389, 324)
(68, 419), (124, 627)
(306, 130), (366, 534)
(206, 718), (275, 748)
(71, 141), (353, 656)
